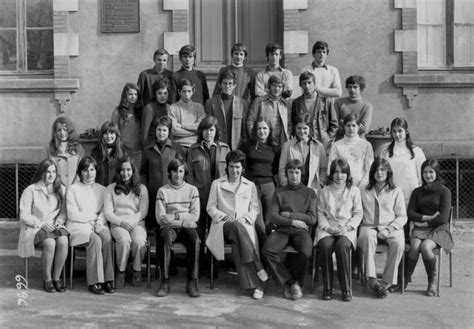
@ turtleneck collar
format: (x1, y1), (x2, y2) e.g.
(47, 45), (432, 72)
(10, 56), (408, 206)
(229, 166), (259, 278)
(287, 183), (303, 190)
(221, 93), (233, 101)
(170, 181), (186, 189)
(343, 135), (360, 142)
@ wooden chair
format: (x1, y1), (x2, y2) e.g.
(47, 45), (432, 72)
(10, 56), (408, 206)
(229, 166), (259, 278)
(23, 249), (66, 289)
(404, 207), (453, 296)
(209, 243), (232, 289)
(69, 243), (115, 290)
(360, 241), (406, 294)
(310, 245), (353, 295)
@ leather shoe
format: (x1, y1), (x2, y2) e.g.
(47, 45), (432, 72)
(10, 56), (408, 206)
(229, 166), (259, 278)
(88, 284), (104, 295)
(53, 280), (66, 293)
(157, 281), (170, 297)
(43, 280), (56, 293)
(186, 280), (200, 298)
(322, 289), (333, 300)
(342, 291), (352, 302)
(103, 281), (115, 293)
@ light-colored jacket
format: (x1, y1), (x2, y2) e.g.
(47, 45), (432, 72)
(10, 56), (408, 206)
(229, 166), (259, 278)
(279, 137), (328, 193)
(360, 185), (407, 230)
(315, 185), (363, 248)
(18, 182), (66, 258)
(66, 182), (106, 246)
(206, 176), (260, 260)
(46, 145), (85, 187)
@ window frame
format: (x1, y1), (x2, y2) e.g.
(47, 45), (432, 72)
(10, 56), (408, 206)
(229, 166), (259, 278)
(0, 0), (54, 76)
(417, 0), (473, 71)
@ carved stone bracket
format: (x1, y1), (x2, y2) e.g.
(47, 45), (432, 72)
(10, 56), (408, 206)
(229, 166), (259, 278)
(401, 86), (418, 108)
(55, 91), (72, 113)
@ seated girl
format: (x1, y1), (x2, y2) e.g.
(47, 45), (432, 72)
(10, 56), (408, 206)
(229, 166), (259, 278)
(104, 156), (149, 288)
(18, 159), (69, 292)
(315, 159), (363, 302)
(66, 156), (114, 295)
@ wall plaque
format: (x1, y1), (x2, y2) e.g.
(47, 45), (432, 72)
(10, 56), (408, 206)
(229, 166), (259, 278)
(101, 0), (140, 33)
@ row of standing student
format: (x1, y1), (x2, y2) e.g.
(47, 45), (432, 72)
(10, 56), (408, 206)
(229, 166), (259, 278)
(19, 108), (452, 301)
(114, 41), (372, 156)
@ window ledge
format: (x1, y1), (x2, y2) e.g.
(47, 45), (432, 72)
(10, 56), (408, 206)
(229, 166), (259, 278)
(0, 78), (79, 93)
(394, 73), (474, 108)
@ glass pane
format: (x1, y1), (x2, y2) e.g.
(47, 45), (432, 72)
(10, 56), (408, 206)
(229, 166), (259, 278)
(0, 0), (16, 28)
(27, 29), (53, 70)
(454, 0), (474, 24)
(417, 0), (445, 24)
(27, 0), (53, 28)
(418, 26), (446, 68)
(454, 26), (474, 66)
(0, 30), (17, 71)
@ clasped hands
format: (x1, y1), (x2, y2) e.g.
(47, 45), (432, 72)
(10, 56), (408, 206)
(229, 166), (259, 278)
(326, 225), (348, 236)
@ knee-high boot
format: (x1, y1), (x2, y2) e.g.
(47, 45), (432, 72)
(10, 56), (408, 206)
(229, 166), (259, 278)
(423, 257), (437, 297)
(405, 255), (419, 287)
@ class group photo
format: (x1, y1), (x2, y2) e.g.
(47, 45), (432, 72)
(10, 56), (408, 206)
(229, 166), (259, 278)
(1, 0), (473, 328)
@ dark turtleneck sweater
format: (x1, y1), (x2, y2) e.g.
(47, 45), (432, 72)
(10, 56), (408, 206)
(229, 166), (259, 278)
(271, 183), (317, 231)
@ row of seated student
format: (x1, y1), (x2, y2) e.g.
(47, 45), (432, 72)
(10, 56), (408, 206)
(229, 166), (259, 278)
(19, 110), (452, 301)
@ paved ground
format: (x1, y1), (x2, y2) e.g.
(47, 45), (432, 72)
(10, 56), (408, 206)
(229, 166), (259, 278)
(0, 222), (473, 328)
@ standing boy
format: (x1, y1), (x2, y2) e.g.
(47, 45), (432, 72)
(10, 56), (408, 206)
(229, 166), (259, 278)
(213, 43), (256, 103)
(291, 71), (338, 152)
(205, 69), (249, 150)
(169, 79), (206, 151)
(247, 75), (291, 147)
(334, 75), (373, 140)
(255, 43), (293, 99)
(301, 41), (342, 98)
(137, 48), (176, 106)
(174, 45), (210, 105)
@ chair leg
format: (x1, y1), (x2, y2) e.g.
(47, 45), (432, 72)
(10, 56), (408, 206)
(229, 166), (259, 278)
(437, 251), (442, 297)
(25, 258), (29, 288)
(361, 253), (368, 293)
(310, 248), (317, 293)
(349, 249), (352, 296)
(210, 256), (214, 289)
(62, 266), (66, 288)
(147, 241), (151, 289)
(69, 246), (74, 290)
(449, 252), (453, 288)
(401, 253), (405, 294)
(111, 242), (116, 289)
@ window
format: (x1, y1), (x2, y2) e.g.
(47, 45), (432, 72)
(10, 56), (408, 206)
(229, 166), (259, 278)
(0, 0), (53, 74)
(417, 0), (474, 69)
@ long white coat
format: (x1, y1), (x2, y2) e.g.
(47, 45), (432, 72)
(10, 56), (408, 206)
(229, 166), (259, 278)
(206, 176), (259, 260)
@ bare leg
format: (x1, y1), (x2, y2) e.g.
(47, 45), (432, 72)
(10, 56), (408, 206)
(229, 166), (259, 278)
(52, 236), (69, 280)
(40, 239), (56, 281)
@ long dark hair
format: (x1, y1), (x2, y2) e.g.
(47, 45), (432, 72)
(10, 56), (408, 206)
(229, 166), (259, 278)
(197, 115), (220, 143)
(366, 157), (396, 191)
(48, 116), (81, 156)
(386, 117), (415, 159)
(31, 159), (63, 208)
(421, 159), (444, 186)
(117, 83), (143, 122)
(327, 159), (353, 188)
(97, 121), (127, 162)
(250, 116), (279, 152)
(113, 155), (141, 196)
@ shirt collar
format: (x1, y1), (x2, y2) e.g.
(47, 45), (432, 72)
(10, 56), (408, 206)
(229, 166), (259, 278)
(311, 62), (328, 70)
(264, 66), (283, 73)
